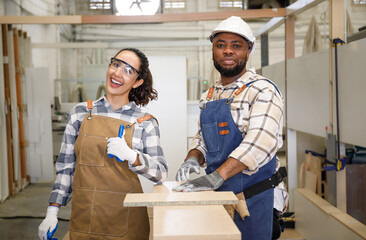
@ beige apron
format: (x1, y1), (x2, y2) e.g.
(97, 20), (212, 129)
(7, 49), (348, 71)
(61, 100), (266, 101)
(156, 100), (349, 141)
(69, 115), (150, 240)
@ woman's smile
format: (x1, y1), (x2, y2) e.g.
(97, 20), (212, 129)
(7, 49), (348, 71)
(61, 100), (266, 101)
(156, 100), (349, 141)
(110, 77), (123, 87)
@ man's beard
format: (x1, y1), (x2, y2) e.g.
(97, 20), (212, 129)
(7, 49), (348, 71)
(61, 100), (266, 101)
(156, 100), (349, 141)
(214, 56), (247, 78)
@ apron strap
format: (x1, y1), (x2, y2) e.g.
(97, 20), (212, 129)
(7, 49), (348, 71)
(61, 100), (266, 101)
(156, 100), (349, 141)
(136, 114), (158, 125)
(126, 114), (158, 129)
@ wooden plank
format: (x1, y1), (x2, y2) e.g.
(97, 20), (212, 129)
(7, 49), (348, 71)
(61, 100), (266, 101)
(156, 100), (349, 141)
(0, 16), (81, 24)
(330, 0), (345, 41)
(31, 42), (109, 49)
(297, 188), (342, 214)
(124, 191), (238, 207)
(82, 9), (286, 24)
(7, 24), (21, 193)
(330, 212), (366, 239)
(285, 15), (295, 60)
(0, 10), (286, 25)
(0, 24), (8, 201)
(1, 24), (15, 197)
(12, 28), (27, 188)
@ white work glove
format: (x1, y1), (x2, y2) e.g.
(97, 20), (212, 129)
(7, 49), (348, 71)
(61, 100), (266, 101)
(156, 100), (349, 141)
(173, 171), (224, 192)
(38, 206), (59, 240)
(175, 157), (201, 181)
(107, 135), (137, 164)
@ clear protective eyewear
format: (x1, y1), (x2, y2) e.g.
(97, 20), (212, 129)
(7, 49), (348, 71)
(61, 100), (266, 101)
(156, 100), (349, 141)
(110, 57), (140, 79)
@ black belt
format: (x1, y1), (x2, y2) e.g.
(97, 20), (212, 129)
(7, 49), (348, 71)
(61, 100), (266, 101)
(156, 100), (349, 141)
(243, 167), (287, 200)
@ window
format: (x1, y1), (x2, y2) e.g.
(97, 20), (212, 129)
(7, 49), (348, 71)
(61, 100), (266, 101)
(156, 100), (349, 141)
(89, 0), (111, 10)
(164, 0), (186, 9)
(353, 0), (366, 5)
(219, 0), (244, 9)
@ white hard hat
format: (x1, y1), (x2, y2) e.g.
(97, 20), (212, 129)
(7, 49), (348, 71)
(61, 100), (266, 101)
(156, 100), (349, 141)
(209, 16), (256, 53)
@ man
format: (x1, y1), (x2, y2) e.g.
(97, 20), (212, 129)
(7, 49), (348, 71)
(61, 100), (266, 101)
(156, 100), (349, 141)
(173, 16), (287, 240)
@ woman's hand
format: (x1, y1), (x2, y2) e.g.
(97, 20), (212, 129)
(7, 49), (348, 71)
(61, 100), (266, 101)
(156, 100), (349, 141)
(107, 137), (138, 165)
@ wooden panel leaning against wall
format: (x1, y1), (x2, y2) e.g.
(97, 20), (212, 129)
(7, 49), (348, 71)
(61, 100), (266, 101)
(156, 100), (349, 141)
(1, 24), (15, 199)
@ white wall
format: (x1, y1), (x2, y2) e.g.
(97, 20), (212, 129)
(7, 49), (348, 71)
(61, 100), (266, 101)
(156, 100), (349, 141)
(141, 56), (187, 192)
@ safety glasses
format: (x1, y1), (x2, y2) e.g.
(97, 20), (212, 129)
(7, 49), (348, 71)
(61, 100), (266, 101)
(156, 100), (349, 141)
(110, 57), (140, 79)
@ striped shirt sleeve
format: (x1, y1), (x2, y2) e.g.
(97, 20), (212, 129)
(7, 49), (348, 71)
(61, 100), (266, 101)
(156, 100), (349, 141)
(49, 105), (84, 205)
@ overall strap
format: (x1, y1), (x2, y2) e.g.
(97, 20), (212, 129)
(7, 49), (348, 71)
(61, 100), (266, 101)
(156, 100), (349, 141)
(232, 79), (282, 99)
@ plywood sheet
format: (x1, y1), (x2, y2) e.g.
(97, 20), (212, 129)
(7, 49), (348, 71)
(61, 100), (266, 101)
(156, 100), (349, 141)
(154, 205), (240, 240)
(151, 182), (240, 240)
(304, 170), (317, 193)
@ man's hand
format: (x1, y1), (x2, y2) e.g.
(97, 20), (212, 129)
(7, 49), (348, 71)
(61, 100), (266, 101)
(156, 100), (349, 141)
(38, 206), (59, 240)
(107, 136), (137, 165)
(175, 158), (201, 181)
(173, 171), (224, 192)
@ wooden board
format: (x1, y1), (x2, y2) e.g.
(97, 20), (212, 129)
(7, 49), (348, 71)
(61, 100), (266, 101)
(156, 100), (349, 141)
(124, 191), (238, 207)
(12, 28), (27, 188)
(154, 205), (240, 240)
(0, 24), (8, 201)
(0, 9), (286, 24)
(1, 24), (15, 197)
(151, 182), (240, 240)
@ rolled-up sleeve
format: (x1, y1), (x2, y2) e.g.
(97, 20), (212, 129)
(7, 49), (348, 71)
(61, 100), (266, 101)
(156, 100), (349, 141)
(230, 86), (283, 175)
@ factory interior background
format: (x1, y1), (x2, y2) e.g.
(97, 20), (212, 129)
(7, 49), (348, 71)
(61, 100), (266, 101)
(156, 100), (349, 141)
(0, 0), (366, 239)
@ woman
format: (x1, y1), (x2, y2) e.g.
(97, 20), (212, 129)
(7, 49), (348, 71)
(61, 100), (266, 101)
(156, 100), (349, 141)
(38, 48), (168, 240)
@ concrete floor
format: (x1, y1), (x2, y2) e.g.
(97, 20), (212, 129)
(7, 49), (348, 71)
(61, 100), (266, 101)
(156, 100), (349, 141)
(0, 182), (70, 240)
(0, 182), (302, 240)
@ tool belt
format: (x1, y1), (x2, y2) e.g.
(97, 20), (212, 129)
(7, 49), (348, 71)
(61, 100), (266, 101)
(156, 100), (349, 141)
(225, 167), (287, 220)
(243, 167), (287, 200)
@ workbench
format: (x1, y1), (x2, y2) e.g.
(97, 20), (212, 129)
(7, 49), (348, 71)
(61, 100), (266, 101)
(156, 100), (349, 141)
(124, 181), (241, 240)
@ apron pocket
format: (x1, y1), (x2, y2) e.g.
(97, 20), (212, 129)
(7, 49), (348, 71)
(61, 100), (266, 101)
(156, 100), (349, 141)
(79, 135), (107, 166)
(90, 191), (129, 236)
(201, 122), (219, 152)
(70, 189), (93, 233)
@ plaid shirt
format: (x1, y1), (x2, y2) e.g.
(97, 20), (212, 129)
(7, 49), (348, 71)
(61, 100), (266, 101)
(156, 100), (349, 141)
(49, 96), (168, 206)
(190, 68), (284, 175)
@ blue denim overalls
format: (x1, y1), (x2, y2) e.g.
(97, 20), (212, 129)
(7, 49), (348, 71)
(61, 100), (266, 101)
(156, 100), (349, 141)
(201, 79), (280, 240)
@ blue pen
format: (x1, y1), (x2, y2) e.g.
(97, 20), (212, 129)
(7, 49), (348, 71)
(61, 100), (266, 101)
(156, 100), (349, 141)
(108, 125), (125, 162)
